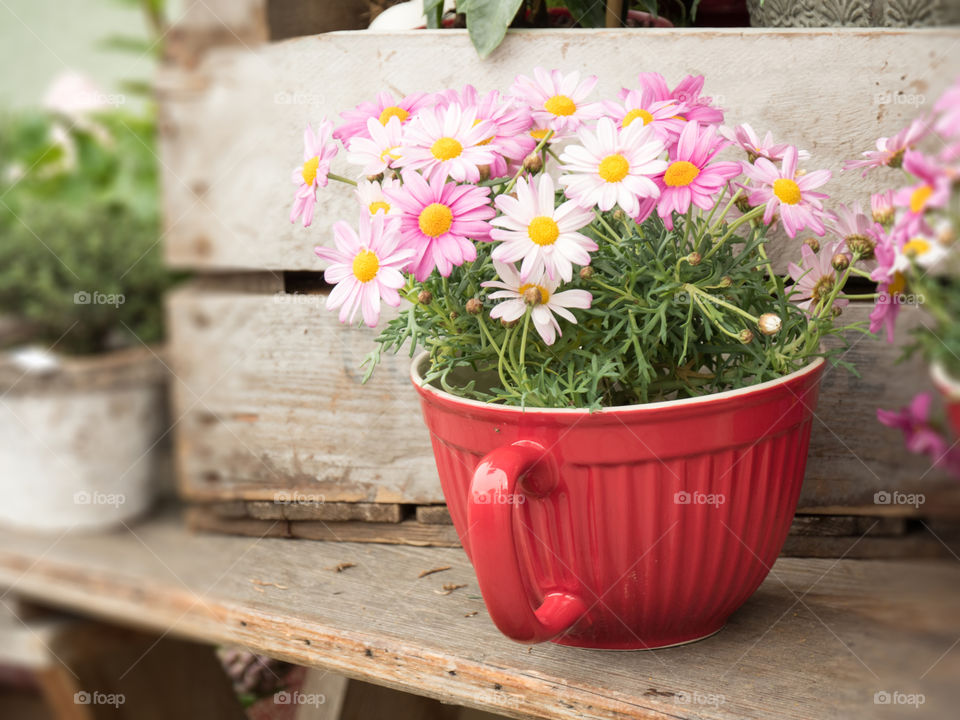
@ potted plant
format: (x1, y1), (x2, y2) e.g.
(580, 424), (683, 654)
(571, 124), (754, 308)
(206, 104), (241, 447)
(0, 91), (171, 531)
(290, 69), (870, 648)
(852, 78), (960, 475)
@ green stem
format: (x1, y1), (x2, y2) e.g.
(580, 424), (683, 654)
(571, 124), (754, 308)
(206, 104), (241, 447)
(685, 283), (760, 324)
(327, 172), (357, 187)
(704, 205), (766, 261)
(504, 130), (554, 194)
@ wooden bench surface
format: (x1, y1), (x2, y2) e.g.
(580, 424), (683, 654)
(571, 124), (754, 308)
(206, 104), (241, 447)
(0, 510), (957, 719)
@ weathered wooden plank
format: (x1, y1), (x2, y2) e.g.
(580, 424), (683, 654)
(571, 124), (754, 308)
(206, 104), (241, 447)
(168, 282), (960, 514)
(158, 28), (958, 272)
(416, 506), (454, 526)
(247, 500), (404, 522)
(289, 519), (461, 547)
(0, 512), (957, 720)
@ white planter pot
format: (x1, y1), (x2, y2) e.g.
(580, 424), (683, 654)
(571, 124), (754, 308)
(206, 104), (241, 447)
(0, 348), (167, 532)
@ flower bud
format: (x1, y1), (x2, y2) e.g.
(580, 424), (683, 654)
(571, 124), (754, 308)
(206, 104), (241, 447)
(845, 234), (875, 259)
(734, 195), (752, 214)
(739, 329), (754, 344)
(477, 164), (491, 182)
(366, 173), (384, 183)
(465, 297), (482, 315)
(832, 305), (843, 318)
(757, 313), (782, 336)
(686, 252), (702, 266)
(522, 153), (543, 174)
(523, 286), (543, 306)
(831, 253), (850, 272)
(719, 276), (732, 288)
(449, 311), (459, 321)
(417, 290), (432, 305)
(579, 266), (594, 280)
(612, 209), (626, 223)
(802, 237), (820, 254)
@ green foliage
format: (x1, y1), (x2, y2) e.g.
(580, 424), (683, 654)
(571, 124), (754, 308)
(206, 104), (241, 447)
(365, 185), (857, 410)
(459, 0), (526, 58)
(0, 111), (172, 355)
(907, 274), (960, 379)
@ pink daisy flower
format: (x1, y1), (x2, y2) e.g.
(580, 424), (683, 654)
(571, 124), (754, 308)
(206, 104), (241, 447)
(435, 85), (536, 178)
(842, 118), (930, 176)
(558, 117), (667, 216)
(742, 146), (831, 238)
(333, 90), (433, 144)
(893, 150), (951, 235)
(787, 240), (849, 313)
(869, 228), (904, 342)
(346, 116), (404, 176)
(934, 76), (960, 138)
(313, 211), (414, 328)
(631, 73), (724, 125)
(827, 202), (883, 255)
(603, 93), (688, 144)
(356, 177), (401, 218)
(653, 122), (741, 230)
(510, 68), (602, 137)
(383, 169), (494, 282)
(871, 190), (896, 226)
(878, 393), (960, 476)
(482, 261), (592, 346)
(490, 173), (597, 283)
(290, 120), (338, 227)
(720, 123), (809, 163)
(394, 103), (497, 183)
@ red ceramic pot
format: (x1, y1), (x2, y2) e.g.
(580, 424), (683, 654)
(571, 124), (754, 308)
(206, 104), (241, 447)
(931, 362), (960, 438)
(411, 353), (825, 649)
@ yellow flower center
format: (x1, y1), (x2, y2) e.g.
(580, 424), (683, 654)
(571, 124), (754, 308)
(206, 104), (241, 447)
(418, 203), (453, 238)
(379, 146), (401, 163)
(671, 114), (687, 121)
(352, 250), (379, 283)
(889, 271), (907, 297)
(518, 283), (550, 304)
(664, 160), (700, 187)
(903, 238), (931, 257)
(530, 128), (551, 140)
(301, 156), (319, 185)
(378, 106), (409, 125)
(430, 137), (463, 161)
(368, 201), (391, 215)
(622, 108), (654, 128)
(527, 216), (560, 246)
(544, 95), (576, 117)
(598, 153), (630, 183)
(909, 184), (933, 214)
(773, 178), (802, 205)
(811, 273), (836, 303)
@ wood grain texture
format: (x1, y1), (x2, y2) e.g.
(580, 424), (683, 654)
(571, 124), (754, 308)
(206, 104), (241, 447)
(0, 512), (957, 720)
(158, 28), (959, 272)
(167, 282), (960, 513)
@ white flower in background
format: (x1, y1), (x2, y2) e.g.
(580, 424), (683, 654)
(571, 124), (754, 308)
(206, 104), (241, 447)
(43, 71), (112, 118)
(347, 117), (404, 176)
(356, 176), (402, 218)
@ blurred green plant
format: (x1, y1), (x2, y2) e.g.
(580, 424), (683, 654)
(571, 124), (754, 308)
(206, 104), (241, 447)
(0, 111), (171, 355)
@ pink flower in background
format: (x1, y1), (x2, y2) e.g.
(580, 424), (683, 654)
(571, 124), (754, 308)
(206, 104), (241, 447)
(356, 176), (401, 218)
(43, 71), (111, 118)
(878, 393), (960, 477)
(787, 240), (849, 313)
(333, 90), (433, 144)
(482, 261), (592, 346)
(934, 76), (960, 138)
(435, 85), (536, 178)
(559, 117), (667, 216)
(653, 122), (741, 229)
(346, 117), (404, 176)
(603, 93), (688, 144)
(511, 68), (602, 137)
(868, 227), (907, 342)
(384, 170), (494, 281)
(490, 173), (597, 283)
(842, 118), (930, 176)
(742, 145), (831, 237)
(827, 202), (883, 254)
(893, 150), (951, 234)
(290, 120), (338, 227)
(394, 103), (497, 183)
(314, 211), (414, 327)
(721, 123), (808, 163)
(631, 73), (724, 125)
(871, 190), (896, 226)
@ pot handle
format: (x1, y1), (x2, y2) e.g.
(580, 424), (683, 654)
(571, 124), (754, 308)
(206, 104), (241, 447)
(467, 440), (587, 644)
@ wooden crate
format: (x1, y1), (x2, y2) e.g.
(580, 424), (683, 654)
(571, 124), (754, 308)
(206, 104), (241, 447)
(159, 25), (960, 550)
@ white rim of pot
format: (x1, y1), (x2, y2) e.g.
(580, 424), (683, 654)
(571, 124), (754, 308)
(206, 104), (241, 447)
(931, 360), (960, 398)
(411, 351), (825, 415)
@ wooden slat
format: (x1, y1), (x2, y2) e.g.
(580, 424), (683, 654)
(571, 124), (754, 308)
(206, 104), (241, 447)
(0, 512), (958, 720)
(158, 28), (959, 272)
(167, 282), (960, 514)
(247, 500), (404, 522)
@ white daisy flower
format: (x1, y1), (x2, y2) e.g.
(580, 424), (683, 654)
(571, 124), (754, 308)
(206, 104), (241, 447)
(347, 116), (404, 176)
(356, 176), (401, 218)
(482, 261), (592, 346)
(393, 102), (496, 182)
(490, 173), (597, 283)
(559, 117), (667, 216)
(510, 68), (603, 138)
(895, 234), (951, 273)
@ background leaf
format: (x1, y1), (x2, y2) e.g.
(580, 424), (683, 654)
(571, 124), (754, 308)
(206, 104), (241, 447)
(460, 0), (525, 58)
